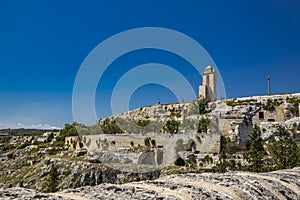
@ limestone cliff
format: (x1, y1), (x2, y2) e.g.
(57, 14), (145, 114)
(1, 167), (300, 199)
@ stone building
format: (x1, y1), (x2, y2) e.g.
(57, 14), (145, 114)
(65, 136), (81, 150)
(198, 65), (217, 102)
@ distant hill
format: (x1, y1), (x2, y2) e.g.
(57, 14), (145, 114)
(0, 128), (59, 136)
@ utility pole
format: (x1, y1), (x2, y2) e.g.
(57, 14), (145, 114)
(267, 76), (271, 95)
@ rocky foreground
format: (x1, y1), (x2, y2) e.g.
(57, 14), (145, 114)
(1, 167), (299, 200)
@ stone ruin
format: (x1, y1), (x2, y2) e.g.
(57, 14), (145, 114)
(66, 65), (300, 167)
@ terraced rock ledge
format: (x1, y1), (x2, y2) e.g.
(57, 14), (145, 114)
(1, 167), (300, 199)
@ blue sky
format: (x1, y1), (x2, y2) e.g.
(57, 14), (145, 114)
(0, 1), (300, 128)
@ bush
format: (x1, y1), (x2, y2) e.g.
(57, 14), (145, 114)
(46, 164), (59, 192)
(198, 117), (210, 133)
(55, 123), (79, 146)
(262, 99), (281, 112)
(18, 141), (31, 149)
(63, 170), (71, 176)
(287, 98), (300, 117)
(29, 146), (40, 154)
(1, 143), (13, 151)
(101, 123), (123, 134)
(220, 136), (233, 154)
(135, 119), (150, 127)
(225, 99), (255, 107)
(46, 132), (54, 143)
(189, 98), (209, 115)
(163, 119), (180, 133)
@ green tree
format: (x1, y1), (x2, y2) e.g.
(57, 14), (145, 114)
(189, 98), (209, 115)
(55, 123), (79, 146)
(198, 97), (209, 114)
(220, 135), (233, 154)
(46, 164), (59, 192)
(46, 132), (54, 143)
(198, 117), (210, 133)
(267, 125), (299, 170)
(101, 122), (123, 134)
(163, 119), (180, 133)
(216, 149), (228, 173)
(243, 125), (267, 172)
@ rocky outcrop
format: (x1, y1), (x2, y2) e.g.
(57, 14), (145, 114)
(260, 117), (300, 141)
(1, 167), (299, 199)
(0, 150), (160, 193)
(0, 187), (64, 200)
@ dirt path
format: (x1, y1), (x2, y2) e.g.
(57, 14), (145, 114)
(237, 172), (300, 196)
(125, 182), (193, 200)
(271, 170), (300, 176)
(50, 192), (90, 200)
(159, 177), (243, 200)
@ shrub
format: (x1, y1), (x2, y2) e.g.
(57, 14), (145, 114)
(198, 117), (210, 133)
(225, 99), (255, 107)
(188, 98), (209, 115)
(46, 164), (59, 192)
(29, 146), (40, 154)
(63, 170), (71, 176)
(18, 141), (31, 149)
(163, 119), (180, 133)
(135, 119), (150, 127)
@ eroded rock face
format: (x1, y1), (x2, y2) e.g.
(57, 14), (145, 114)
(1, 167), (299, 199)
(0, 187), (63, 200)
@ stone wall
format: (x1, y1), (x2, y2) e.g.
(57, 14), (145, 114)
(81, 133), (220, 166)
(65, 136), (81, 150)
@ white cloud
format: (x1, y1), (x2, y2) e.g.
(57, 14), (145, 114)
(0, 122), (61, 130)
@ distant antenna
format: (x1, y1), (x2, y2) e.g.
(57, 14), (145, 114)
(267, 75), (271, 95)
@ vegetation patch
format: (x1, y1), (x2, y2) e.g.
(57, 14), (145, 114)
(287, 97), (300, 117)
(197, 117), (210, 133)
(163, 119), (180, 133)
(188, 98), (210, 115)
(262, 99), (282, 112)
(225, 99), (256, 107)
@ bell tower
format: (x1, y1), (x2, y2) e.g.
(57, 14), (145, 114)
(198, 65), (217, 102)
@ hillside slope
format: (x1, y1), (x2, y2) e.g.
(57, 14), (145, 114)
(1, 167), (300, 199)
